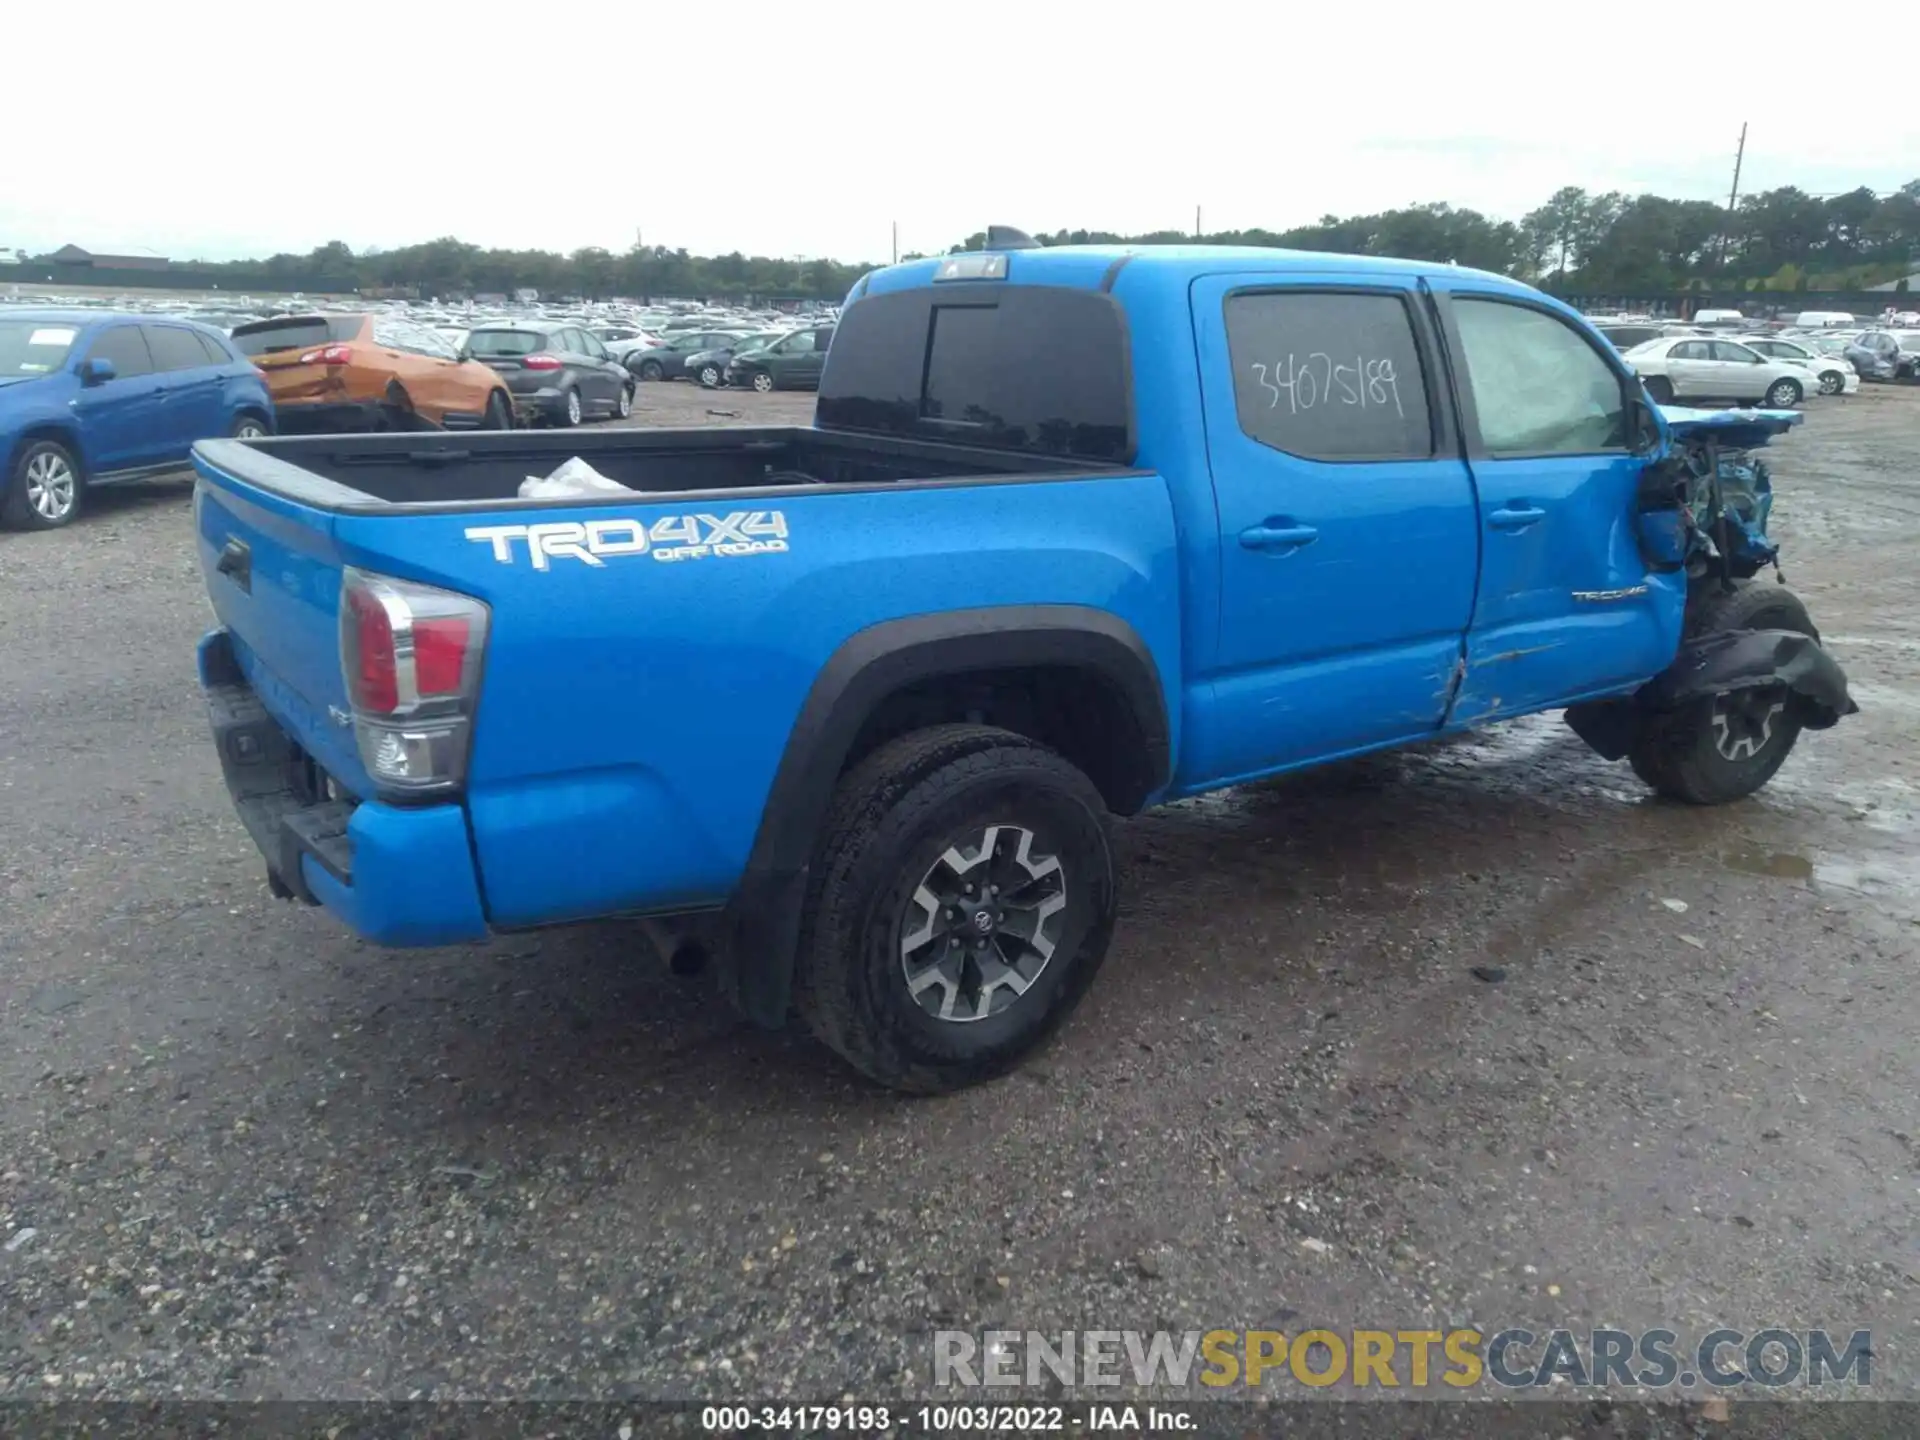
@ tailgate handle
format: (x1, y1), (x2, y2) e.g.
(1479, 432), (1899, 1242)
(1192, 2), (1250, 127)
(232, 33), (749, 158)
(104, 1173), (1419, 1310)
(216, 537), (252, 593)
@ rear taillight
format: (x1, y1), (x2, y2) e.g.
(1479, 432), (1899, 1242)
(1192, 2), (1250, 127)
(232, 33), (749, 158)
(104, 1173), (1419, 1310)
(522, 353), (562, 370)
(339, 568), (489, 795)
(298, 343), (353, 365)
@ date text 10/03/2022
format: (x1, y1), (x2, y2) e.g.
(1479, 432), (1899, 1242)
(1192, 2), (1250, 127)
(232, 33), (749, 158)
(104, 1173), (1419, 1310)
(696, 1404), (1195, 1432)
(1250, 353), (1407, 417)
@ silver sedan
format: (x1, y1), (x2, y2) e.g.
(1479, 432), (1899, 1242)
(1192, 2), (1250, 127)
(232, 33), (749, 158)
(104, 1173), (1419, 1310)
(1623, 337), (1813, 407)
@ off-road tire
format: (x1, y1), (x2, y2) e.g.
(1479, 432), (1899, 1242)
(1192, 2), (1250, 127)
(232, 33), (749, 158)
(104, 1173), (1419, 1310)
(1628, 581), (1817, 804)
(792, 724), (1117, 1094)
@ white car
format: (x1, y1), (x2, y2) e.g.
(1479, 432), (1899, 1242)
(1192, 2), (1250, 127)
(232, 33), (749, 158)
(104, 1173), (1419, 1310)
(1735, 335), (1858, 396)
(1623, 336), (1815, 407)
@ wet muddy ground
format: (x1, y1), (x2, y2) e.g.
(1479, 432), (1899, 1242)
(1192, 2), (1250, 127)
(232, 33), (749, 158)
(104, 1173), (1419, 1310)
(1, 382), (1915, 1417)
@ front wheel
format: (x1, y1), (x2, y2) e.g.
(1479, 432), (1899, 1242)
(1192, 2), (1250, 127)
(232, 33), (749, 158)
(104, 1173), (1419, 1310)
(1628, 583), (1816, 805)
(615, 384), (634, 419)
(560, 387), (583, 427)
(793, 725), (1117, 1094)
(636, 360), (664, 382)
(751, 370), (775, 394)
(697, 364), (722, 388)
(232, 414), (269, 441)
(1764, 377), (1803, 408)
(3, 439), (83, 530)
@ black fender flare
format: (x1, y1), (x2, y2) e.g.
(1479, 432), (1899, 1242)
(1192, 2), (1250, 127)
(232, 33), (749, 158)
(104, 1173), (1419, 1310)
(1565, 627), (1857, 760)
(718, 605), (1170, 1027)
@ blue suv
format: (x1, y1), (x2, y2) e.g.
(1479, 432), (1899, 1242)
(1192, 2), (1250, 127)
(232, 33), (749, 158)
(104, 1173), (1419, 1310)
(1, 311), (274, 530)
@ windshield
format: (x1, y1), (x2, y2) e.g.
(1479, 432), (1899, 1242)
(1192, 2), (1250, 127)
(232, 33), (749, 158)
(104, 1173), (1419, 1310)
(0, 320), (81, 377)
(464, 330), (545, 357)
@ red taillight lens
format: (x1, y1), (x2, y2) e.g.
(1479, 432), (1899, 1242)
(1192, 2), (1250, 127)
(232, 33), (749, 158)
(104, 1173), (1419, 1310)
(522, 353), (562, 370)
(345, 584), (399, 713)
(339, 569), (491, 795)
(298, 343), (353, 365)
(412, 616), (472, 697)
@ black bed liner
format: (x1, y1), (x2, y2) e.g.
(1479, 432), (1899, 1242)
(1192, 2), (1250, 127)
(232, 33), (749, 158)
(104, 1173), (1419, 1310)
(192, 425), (1131, 516)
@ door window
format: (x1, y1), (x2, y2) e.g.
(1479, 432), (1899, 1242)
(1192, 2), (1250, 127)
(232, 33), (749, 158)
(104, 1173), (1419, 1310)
(1452, 299), (1627, 456)
(86, 325), (155, 378)
(1223, 291), (1433, 461)
(1669, 340), (1711, 361)
(1710, 341), (1762, 364)
(778, 330), (817, 355)
(145, 326), (212, 373)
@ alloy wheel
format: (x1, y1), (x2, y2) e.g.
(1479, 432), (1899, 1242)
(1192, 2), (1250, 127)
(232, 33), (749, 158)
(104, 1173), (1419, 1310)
(1712, 687), (1786, 761)
(24, 451), (76, 522)
(898, 824), (1068, 1024)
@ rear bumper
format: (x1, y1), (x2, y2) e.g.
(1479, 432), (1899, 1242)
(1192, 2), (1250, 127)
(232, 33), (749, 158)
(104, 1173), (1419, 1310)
(274, 400), (385, 434)
(198, 627), (489, 947)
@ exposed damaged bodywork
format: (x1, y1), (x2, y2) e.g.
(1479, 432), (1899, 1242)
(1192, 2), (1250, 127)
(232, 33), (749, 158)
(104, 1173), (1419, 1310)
(1568, 404), (1857, 763)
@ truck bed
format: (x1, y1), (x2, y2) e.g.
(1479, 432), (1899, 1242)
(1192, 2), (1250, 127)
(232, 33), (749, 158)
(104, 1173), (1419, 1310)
(193, 425), (1115, 511)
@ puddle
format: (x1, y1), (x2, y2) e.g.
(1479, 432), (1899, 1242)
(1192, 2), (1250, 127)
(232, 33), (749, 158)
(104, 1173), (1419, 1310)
(1722, 849), (1815, 881)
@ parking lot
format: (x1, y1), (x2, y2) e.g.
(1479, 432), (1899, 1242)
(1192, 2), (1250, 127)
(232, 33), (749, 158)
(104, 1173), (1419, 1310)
(2, 382), (1917, 1407)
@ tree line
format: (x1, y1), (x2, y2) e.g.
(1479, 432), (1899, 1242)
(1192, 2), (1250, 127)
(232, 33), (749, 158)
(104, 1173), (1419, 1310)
(175, 179), (1919, 301)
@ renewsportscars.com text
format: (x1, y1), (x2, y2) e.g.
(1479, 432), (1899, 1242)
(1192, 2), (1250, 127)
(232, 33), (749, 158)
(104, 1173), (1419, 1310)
(934, 1327), (1872, 1391)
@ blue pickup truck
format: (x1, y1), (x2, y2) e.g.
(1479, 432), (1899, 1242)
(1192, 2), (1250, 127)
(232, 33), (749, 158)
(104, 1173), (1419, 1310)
(191, 238), (1855, 1092)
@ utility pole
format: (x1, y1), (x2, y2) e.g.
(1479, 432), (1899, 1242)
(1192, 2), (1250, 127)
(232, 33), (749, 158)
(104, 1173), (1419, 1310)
(1195, 205), (1202, 239)
(892, 221), (898, 265)
(1719, 123), (1747, 271)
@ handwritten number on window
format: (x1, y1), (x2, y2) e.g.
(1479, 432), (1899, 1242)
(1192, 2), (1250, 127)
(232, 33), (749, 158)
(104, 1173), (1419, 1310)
(1248, 353), (1404, 420)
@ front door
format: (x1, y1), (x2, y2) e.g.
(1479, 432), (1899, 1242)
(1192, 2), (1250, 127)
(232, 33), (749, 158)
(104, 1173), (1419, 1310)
(1182, 272), (1481, 785)
(1425, 284), (1683, 724)
(1663, 339), (1716, 398)
(72, 323), (165, 472)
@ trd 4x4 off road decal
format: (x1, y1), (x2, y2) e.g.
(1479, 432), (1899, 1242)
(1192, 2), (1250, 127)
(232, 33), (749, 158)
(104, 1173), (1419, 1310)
(465, 511), (789, 570)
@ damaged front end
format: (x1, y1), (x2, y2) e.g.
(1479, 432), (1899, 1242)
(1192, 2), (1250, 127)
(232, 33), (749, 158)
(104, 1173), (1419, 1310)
(1567, 405), (1858, 766)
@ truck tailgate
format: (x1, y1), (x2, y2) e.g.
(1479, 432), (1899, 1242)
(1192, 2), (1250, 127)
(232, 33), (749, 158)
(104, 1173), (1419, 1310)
(193, 464), (369, 795)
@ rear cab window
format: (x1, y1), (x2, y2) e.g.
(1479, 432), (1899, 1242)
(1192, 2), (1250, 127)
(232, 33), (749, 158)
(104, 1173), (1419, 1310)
(1222, 291), (1434, 461)
(818, 284), (1132, 463)
(230, 316), (363, 357)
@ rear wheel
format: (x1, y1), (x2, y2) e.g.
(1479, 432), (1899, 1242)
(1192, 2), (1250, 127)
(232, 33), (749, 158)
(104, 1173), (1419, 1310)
(1764, 377), (1803, 408)
(1642, 376), (1675, 404)
(380, 384), (416, 432)
(793, 725), (1117, 1094)
(484, 391), (512, 430)
(1628, 583), (1816, 805)
(3, 439), (83, 531)
(1817, 369), (1844, 396)
(561, 387), (583, 427)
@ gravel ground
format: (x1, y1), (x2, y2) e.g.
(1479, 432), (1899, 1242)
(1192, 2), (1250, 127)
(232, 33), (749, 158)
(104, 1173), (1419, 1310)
(1, 381), (1916, 1422)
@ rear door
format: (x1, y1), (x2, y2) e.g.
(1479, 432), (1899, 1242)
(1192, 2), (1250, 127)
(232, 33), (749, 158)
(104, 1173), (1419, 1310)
(145, 324), (226, 454)
(73, 323), (165, 472)
(1187, 272), (1480, 781)
(1426, 284), (1678, 722)
(1664, 339), (1715, 397)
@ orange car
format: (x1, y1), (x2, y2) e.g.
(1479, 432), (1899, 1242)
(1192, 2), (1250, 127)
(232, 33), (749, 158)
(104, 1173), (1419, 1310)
(231, 313), (513, 432)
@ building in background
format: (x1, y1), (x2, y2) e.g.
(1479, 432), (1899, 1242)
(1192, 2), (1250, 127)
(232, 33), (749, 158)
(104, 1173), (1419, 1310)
(45, 243), (171, 271)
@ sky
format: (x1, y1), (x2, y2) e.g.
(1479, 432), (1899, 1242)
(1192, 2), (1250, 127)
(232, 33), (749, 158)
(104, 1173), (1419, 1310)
(5, 1), (1914, 266)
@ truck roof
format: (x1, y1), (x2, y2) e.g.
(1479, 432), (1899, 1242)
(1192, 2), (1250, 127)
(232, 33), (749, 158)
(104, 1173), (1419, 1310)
(859, 243), (1525, 299)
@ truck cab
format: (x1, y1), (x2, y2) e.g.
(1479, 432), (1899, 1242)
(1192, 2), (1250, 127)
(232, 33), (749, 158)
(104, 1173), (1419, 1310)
(191, 240), (1855, 1094)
